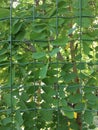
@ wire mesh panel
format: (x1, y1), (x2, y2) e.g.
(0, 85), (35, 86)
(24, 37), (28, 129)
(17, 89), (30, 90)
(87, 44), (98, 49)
(0, 0), (98, 130)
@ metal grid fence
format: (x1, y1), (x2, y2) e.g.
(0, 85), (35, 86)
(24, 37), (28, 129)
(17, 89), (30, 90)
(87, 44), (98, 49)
(0, 0), (98, 130)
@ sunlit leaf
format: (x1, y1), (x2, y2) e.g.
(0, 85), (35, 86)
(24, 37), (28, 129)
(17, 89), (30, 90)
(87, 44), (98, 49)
(49, 48), (60, 57)
(39, 63), (48, 79)
(32, 52), (46, 59)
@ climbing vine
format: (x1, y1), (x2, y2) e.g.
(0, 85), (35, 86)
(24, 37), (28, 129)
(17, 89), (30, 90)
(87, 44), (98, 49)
(0, 0), (98, 130)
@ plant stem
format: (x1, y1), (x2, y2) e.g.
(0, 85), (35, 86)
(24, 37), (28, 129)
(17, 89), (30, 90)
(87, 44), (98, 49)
(70, 41), (82, 130)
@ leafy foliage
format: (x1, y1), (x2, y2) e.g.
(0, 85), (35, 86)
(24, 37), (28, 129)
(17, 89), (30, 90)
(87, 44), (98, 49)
(0, 0), (98, 130)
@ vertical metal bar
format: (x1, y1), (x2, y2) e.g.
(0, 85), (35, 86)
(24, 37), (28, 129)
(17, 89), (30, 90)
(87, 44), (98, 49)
(79, 0), (82, 95)
(55, 0), (59, 129)
(79, 0), (83, 130)
(33, 1), (36, 130)
(10, 0), (13, 129)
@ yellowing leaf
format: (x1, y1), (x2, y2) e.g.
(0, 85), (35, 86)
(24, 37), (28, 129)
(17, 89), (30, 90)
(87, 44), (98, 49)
(74, 112), (77, 119)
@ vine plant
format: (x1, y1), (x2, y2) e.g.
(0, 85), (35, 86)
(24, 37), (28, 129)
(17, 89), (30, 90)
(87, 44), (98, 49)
(0, 0), (98, 130)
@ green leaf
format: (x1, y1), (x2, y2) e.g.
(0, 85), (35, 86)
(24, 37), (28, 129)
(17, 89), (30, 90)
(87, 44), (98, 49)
(12, 22), (23, 34)
(49, 48), (60, 57)
(84, 110), (93, 124)
(52, 37), (68, 46)
(68, 26), (77, 35)
(77, 63), (86, 70)
(0, 8), (9, 18)
(79, 72), (88, 80)
(15, 111), (23, 125)
(73, 0), (88, 9)
(40, 110), (53, 121)
(0, 54), (7, 62)
(83, 43), (90, 55)
(32, 52), (46, 59)
(3, 94), (11, 107)
(42, 93), (53, 105)
(85, 93), (97, 103)
(89, 124), (96, 129)
(30, 32), (46, 40)
(32, 26), (46, 33)
(18, 100), (28, 110)
(20, 92), (29, 101)
(70, 120), (79, 130)
(48, 7), (56, 17)
(39, 63), (48, 79)
(75, 103), (85, 112)
(60, 99), (67, 107)
(15, 30), (25, 40)
(68, 94), (82, 104)
(59, 89), (66, 98)
(16, 122), (22, 130)
(82, 18), (92, 27)
(63, 73), (77, 82)
(0, 127), (11, 130)
(95, 46), (98, 51)
(3, 94), (17, 107)
(42, 86), (53, 94)
(62, 106), (74, 119)
(66, 85), (80, 93)
(0, 48), (7, 56)
(84, 87), (95, 93)
(95, 53), (98, 58)
(2, 117), (11, 126)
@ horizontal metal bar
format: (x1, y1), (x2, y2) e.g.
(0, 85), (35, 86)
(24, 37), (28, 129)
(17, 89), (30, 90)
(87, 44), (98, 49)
(0, 107), (98, 113)
(0, 15), (97, 21)
(0, 61), (98, 67)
